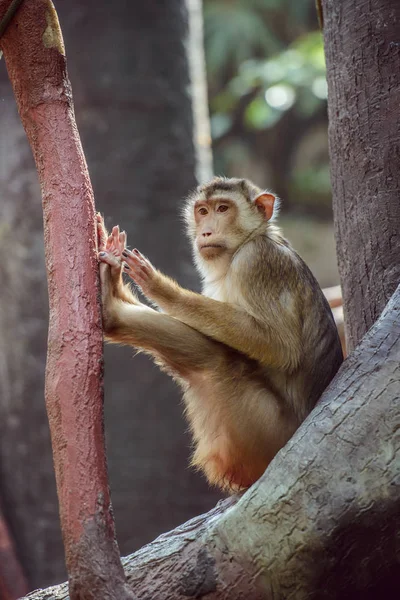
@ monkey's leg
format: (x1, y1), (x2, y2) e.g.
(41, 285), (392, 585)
(99, 262), (224, 377)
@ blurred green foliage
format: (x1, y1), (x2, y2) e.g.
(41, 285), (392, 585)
(203, 0), (332, 217)
(210, 32), (326, 136)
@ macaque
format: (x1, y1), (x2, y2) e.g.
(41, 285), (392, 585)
(98, 177), (343, 492)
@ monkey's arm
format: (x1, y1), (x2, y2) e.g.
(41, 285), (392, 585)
(99, 261), (227, 379)
(121, 249), (302, 371)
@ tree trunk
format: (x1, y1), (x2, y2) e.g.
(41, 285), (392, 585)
(20, 284), (400, 599)
(324, 0), (400, 352)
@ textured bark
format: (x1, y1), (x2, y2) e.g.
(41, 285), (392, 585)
(0, 1), (132, 598)
(323, 0), (400, 352)
(21, 286), (400, 599)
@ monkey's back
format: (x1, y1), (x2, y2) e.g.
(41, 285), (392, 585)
(227, 234), (343, 422)
(263, 236), (343, 421)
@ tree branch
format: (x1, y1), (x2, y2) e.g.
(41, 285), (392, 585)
(0, 1), (133, 598)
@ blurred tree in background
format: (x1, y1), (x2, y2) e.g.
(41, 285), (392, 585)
(204, 0), (332, 216)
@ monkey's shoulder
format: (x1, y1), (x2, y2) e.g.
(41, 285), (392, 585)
(231, 234), (333, 317)
(232, 234), (304, 289)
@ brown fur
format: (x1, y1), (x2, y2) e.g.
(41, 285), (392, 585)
(98, 178), (343, 492)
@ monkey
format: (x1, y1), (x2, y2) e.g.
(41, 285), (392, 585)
(97, 177), (343, 492)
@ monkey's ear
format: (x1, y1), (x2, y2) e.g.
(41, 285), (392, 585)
(254, 192), (276, 221)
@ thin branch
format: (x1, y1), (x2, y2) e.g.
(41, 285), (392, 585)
(0, 1), (134, 598)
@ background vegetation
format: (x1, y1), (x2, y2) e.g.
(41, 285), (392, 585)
(204, 0), (338, 286)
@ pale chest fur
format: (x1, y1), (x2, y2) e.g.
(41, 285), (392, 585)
(200, 241), (260, 304)
(201, 271), (242, 305)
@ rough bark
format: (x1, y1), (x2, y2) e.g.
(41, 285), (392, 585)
(324, 0), (400, 352)
(21, 285), (400, 599)
(0, 1), (132, 598)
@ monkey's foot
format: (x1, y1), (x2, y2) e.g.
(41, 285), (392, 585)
(98, 250), (121, 270)
(96, 215), (127, 259)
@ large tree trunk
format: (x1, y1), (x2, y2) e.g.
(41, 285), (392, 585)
(0, 0), (217, 590)
(324, 0), (400, 352)
(21, 284), (400, 598)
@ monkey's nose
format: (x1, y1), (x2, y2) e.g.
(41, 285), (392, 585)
(202, 231), (212, 237)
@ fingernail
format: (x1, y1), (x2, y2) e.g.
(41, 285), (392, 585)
(99, 252), (106, 256)
(124, 263), (130, 270)
(122, 251), (128, 257)
(133, 248), (139, 254)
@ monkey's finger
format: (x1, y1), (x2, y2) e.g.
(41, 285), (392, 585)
(96, 214), (108, 251)
(121, 249), (137, 263)
(99, 251), (120, 269)
(122, 248), (152, 269)
(124, 265), (147, 289)
(121, 253), (147, 274)
(105, 233), (112, 250)
(132, 248), (146, 259)
(123, 263), (138, 280)
(119, 231), (127, 252)
(96, 213), (105, 230)
(111, 226), (120, 250)
(132, 249), (153, 270)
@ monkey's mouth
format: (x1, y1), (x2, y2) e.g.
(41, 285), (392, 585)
(199, 243), (226, 259)
(200, 244), (225, 250)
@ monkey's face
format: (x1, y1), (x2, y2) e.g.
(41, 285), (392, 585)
(193, 193), (262, 262)
(184, 179), (278, 274)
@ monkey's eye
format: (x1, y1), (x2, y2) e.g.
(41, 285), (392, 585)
(198, 207), (208, 216)
(217, 205), (229, 213)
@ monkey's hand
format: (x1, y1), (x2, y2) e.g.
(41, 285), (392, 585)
(121, 248), (175, 304)
(97, 216), (141, 306)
